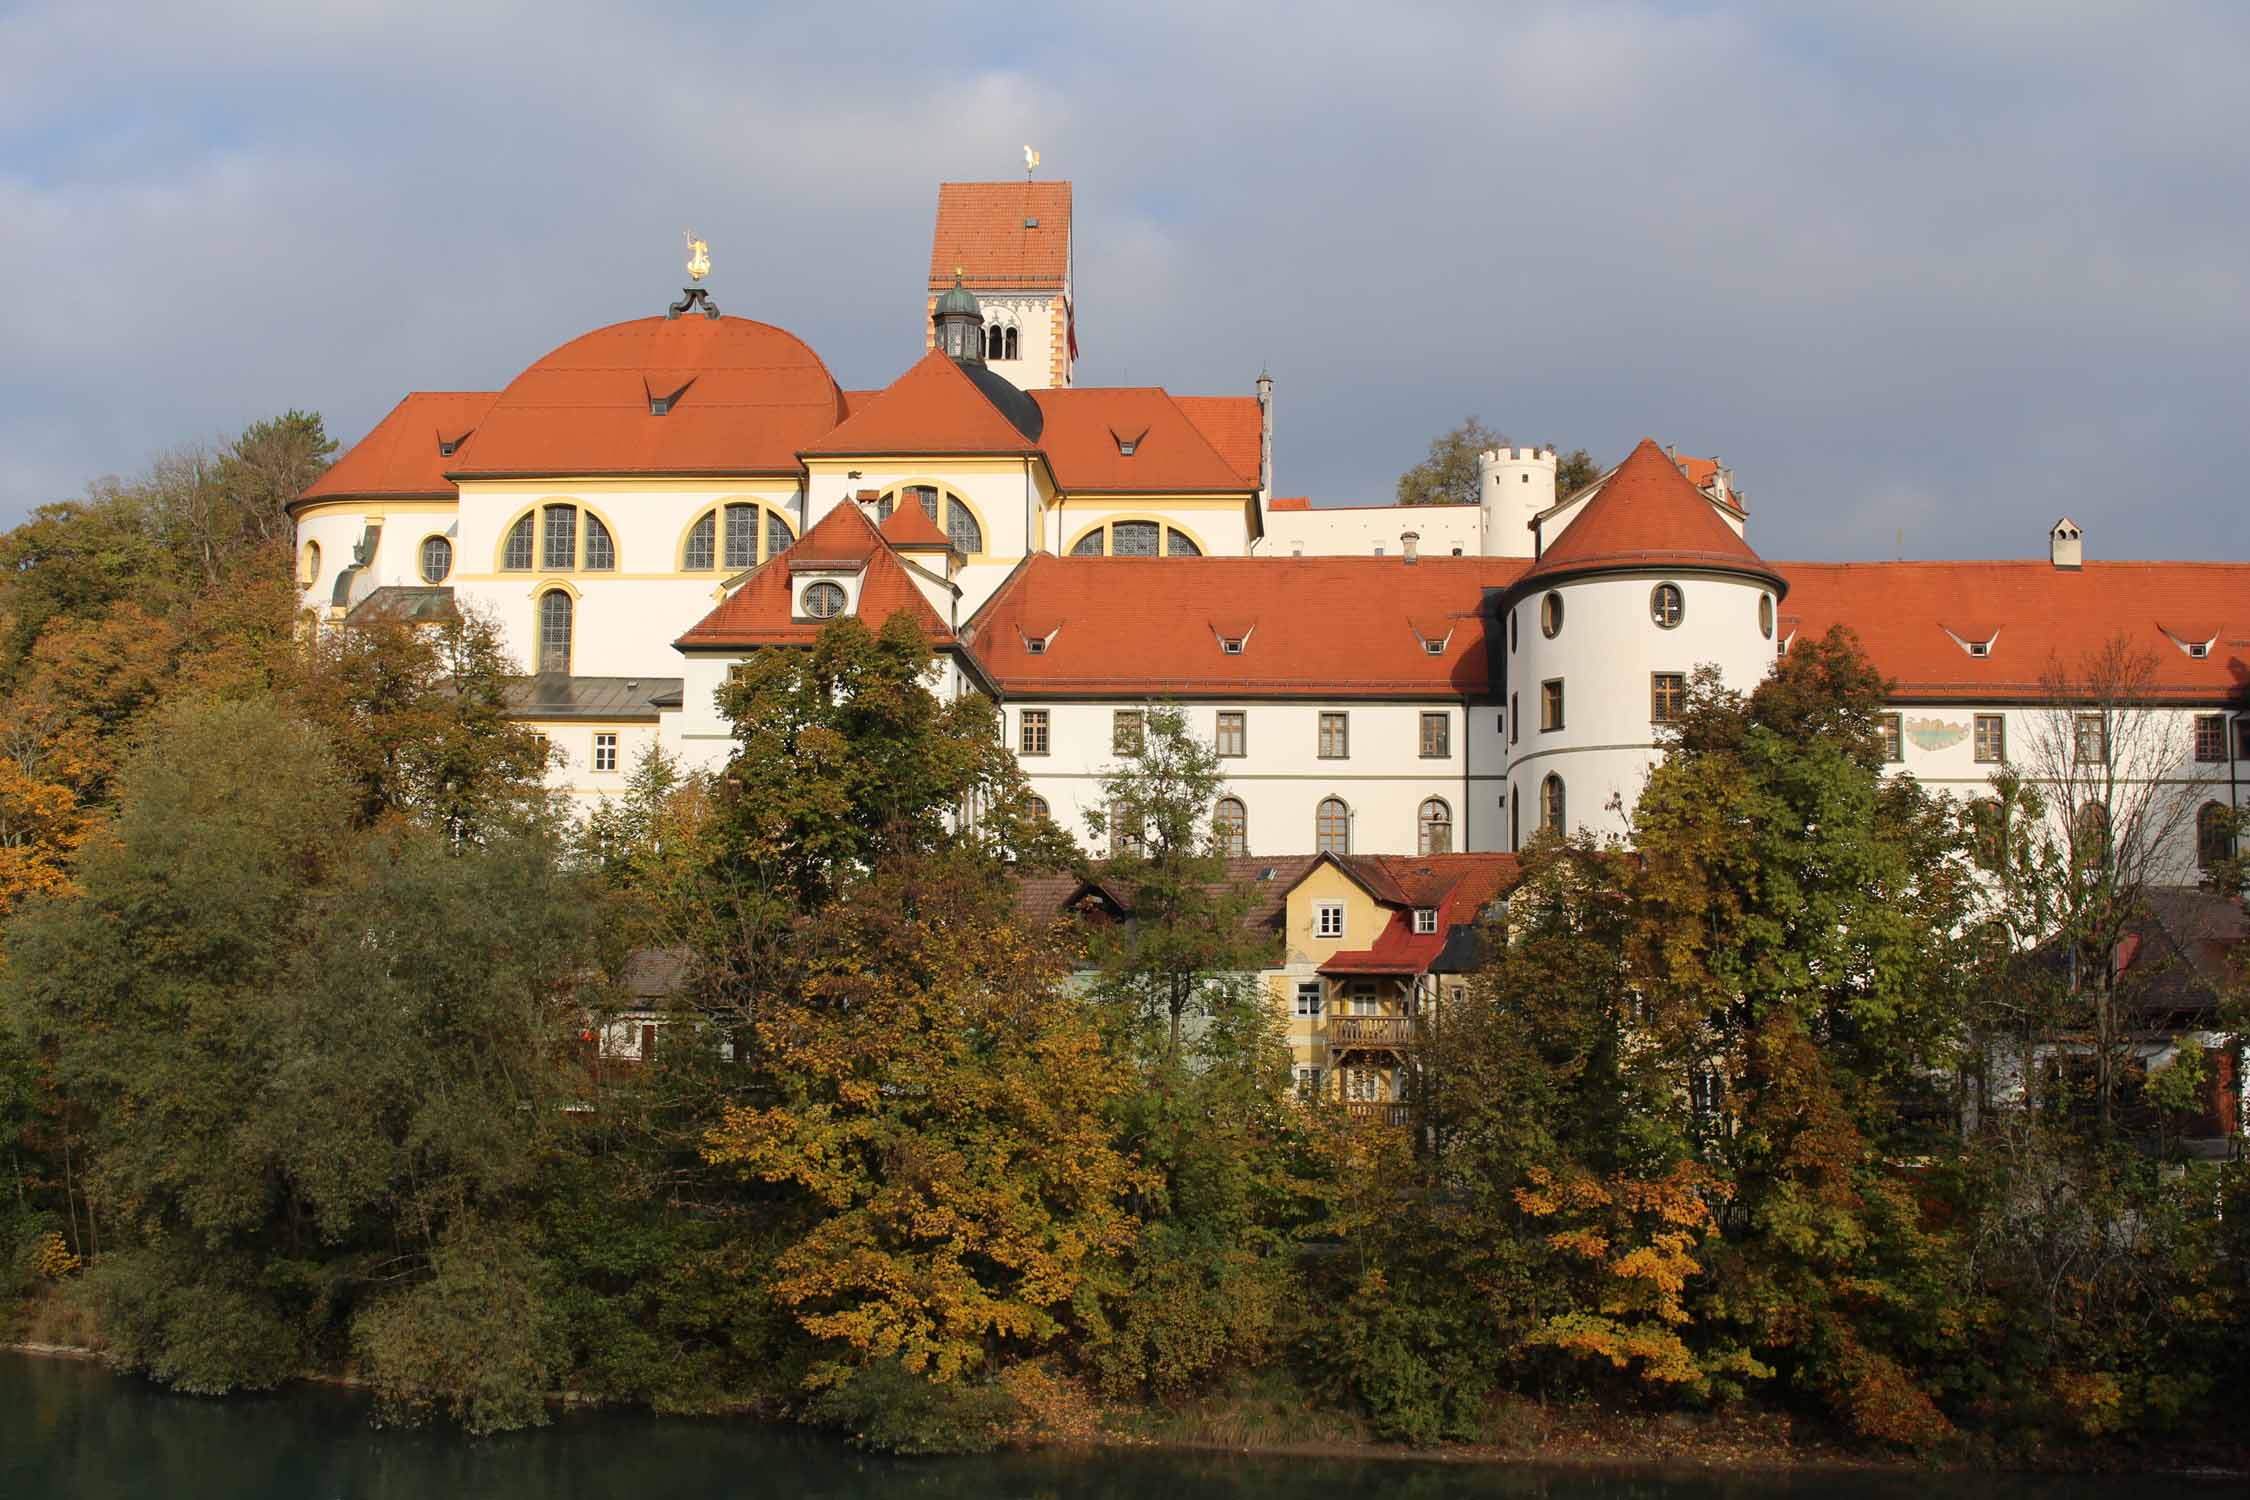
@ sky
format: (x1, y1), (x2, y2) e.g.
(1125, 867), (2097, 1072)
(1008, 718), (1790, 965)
(2, 1), (2244, 562)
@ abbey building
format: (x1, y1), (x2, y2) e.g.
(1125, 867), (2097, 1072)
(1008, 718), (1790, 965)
(290, 178), (2249, 887)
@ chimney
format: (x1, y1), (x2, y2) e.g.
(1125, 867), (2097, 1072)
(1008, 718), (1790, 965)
(1255, 369), (1274, 499)
(2049, 516), (2083, 570)
(1401, 530), (1420, 565)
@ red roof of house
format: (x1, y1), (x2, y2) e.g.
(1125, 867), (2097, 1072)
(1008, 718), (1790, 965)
(1267, 496), (1311, 512)
(1778, 560), (2250, 704)
(802, 350), (1041, 457)
(296, 391), (496, 505)
(674, 502), (954, 650)
(929, 181), (1072, 290)
(878, 502), (954, 550)
(1316, 853), (1522, 975)
(1517, 438), (1779, 593)
(1174, 396), (1264, 487)
(447, 316), (847, 478)
(1030, 388), (1254, 492)
(967, 554), (1523, 697)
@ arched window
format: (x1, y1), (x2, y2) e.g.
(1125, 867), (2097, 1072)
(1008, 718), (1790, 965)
(1418, 798), (1453, 855)
(2074, 803), (2111, 871)
(802, 581), (847, 620)
(1112, 520), (1161, 557)
(682, 502), (792, 570)
(1028, 794), (1050, 821)
(542, 504), (577, 570)
(502, 513), (535, 570)
(1316, 797), (1350, 855)
(1541, 591), (1564, 638)
(1759, 593), (1775, 639)
(1214, 796), (1248, 857)
(683, 512), (715, 570)
(301, 540), (321, 586)
(986, 324), (1005, 361)
(1067, 520), (1203, 557)
(419, 535), (452, 584)
(1167, 530), (1201, 557)
(536, 590), (573, 676)
(582, 515), (615, 571)
(1070, 530), (1105, 556)
(877, 485), (980, 556)
(2198, 802), (2234, 870)
(1540, 774), (1565, 835)
(1003, 326), (1020, 360)
(1650, 583), (1684, 629)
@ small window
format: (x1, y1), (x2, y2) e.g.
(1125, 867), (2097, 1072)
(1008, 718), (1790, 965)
(1028, 794), (1050, 820)
(1759, 593), (1774, 639)
(1214, 796), (1248, 857)
(502, 513), (535, 571)
(723, 504), (758, 569)
(1412, 908), (1438, 935)
(1112, 520), (1161, 557)
(1651, 672), (1687, 725)
(593, 732), (618, 772)
(1966, 640), (1991, 659)
(1315, 901), (1345, 939)
(301, 540), (322, 586)
(1540, 591), (1563, 638)
(1509, 693), (1519, 745)
(536, 589), (572, 676)
(2074, 714), (2108, 766)
(418, 535), (453, 584)
(1419, 712), (1450, 759)
(1318, 712), (1349, 759)
(1216, 710), (1246, 758)
(2194, 714), (2226, 763)
(1221, 637), (1244, 655)
(1539, 773), (1565, 835)
(1112, 709), (1145, 754)
(1316, 797), (1350, 855)
(2197, 803), (2234, 870)
(1295, 1065), (1323, 1099)
(1347, 981), (1379, 1017)
(802, 581), (846, 619)
(1026, 637), (1047, 656)
(1166, 529), (1201, 557)
(1879, 713), (1904, 764)
(1975, 714), (2007, 764)
(2187, 641), (2210, 660)
(1295, 980), (1324, 1018)
(1417, 798), (1452, 855)
(1650, 583), (1684, 629)
(542, 505), (577, 571)
(1496, 711), (1505, 736)
(1019, 709), (1050, 756)
(1541, 679), (1564, 733)
(1423, 640), (1444, 656)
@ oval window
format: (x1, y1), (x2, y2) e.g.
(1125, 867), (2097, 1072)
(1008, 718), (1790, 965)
(1759, 593), (1775, 639)
(1540, 591), (1564, 638)
(1650, 583), (1684, 629)
(802, 581), (846, 619)
(419, 535), (453, 584)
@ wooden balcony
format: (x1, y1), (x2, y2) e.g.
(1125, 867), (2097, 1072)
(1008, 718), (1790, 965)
(1344, 1101), (1412, 1127)
(1330, 1014), (1416, 1051)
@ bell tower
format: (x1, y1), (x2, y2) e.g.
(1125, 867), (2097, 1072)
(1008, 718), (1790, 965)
(927, 178), (1075, 390)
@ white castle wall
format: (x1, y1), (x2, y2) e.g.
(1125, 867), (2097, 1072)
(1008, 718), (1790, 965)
(1260, 504), (1481, 559)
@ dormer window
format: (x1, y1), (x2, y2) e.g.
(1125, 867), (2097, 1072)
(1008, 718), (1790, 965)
(801, 581), (847, 620)
(1967, 641), (1990, 658)
(1221, 638), (1244, 655)
(649, 396), (672, 416)
(1412, 908), (1438, 935)
(437, 437), (460, 457)
(1423, 640), (1444, 656)
(1026, 638), (1047, 655)
(1111, 425), (1149, 457)
(645, 377), (693, 417)
(2188, 642), (2210, 659)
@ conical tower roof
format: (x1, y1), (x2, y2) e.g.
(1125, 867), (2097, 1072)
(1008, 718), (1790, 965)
(1512, 438), (1783, 597)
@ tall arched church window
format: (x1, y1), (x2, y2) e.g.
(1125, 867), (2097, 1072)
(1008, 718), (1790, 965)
(582, 515), (616, 571)
(502, 513), (535, 571)
(542, 505), (578, 571)
(2198, 802), (2234, 869)
(684, 512), (715, 570)
(1214, 796), (1248, 858)
(723, 503), (758, 569)
(536, 590), (573, 676)
(1316, 797), (1350, 855)
(1418, 798), (1453, 855)
(947, 499), (981, 555)
(986, 324), (1004, 360)
(1540, 775), (1565, 835)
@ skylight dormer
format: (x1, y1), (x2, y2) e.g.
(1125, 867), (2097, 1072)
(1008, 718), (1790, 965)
(2159, 623), (2219, 660)
(1110, 424), (1150, 458)
(1940, 623), (2001, 659)
(1210, 618), (1256, 655)
(644, 375), (696, 416)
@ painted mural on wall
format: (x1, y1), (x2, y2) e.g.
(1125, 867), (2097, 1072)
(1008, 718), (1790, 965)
(1905, 717), (1968, 752)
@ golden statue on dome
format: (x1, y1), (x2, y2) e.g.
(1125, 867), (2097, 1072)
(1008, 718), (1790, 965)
(668, 232), (719, 320)
(684, 232), (711, 283)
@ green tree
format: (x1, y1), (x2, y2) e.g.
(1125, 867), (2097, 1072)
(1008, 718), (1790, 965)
(1396, 418), (1505, 507)
(1555, 447), (1599, 499)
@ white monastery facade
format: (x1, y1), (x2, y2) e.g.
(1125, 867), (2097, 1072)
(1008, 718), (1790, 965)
(290, 178), (2250, 890)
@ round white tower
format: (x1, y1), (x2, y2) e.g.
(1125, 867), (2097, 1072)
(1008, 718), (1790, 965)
(1477, 445), (1557, 559)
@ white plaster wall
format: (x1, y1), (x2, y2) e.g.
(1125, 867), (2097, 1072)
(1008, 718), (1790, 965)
(976, 293), (1065, 390)
(1501, 570), (1778, 846)
(1262, 504), (1481, 559)
(803, 462), (1038, 621)
(295, 503), (461, 614)
(1477, 447), (1557, 559)
(1011, 699), (1476, 857)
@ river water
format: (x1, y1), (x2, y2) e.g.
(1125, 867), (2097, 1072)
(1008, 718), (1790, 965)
(1, 1351), (2228, 1500)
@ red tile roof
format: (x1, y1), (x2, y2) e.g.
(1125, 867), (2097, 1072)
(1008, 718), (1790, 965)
(1777, 560), (2250, 704)
(1518, 437), (1779, 594)
(1174, 396), (1264, 487)
(296, 391), (495, 505)
(450, 316), (847, 478)
(967, 554), (1524, 697)
(1267, 496), (1311, 512)
(1314, 854), (1522, 976)
(803, 350), (1041, 458)
(929, 181), (1072, 290)
(674, 502), (954, 650)
(1030, 388), (1254, 492)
